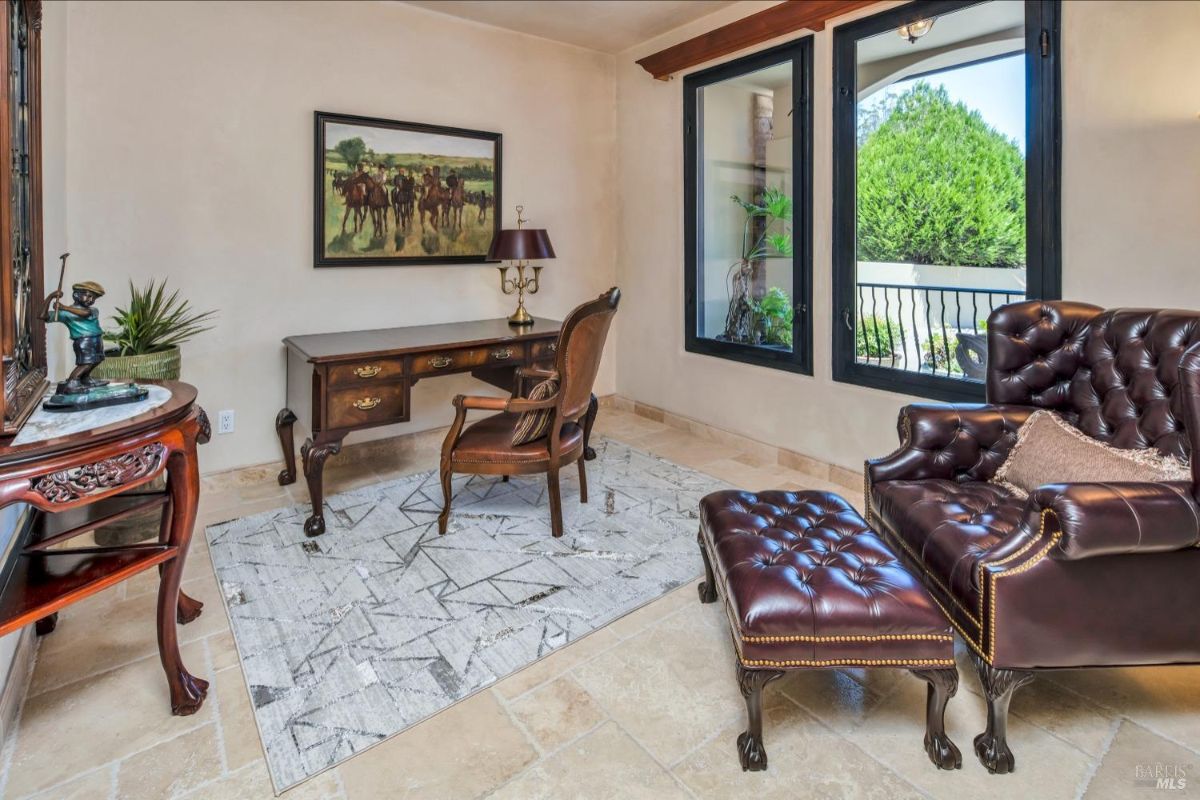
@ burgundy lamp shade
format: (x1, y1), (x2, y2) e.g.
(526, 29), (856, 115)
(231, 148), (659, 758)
(486, 229), (556, 262)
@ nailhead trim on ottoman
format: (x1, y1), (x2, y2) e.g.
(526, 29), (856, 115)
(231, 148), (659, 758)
(698, 489), (961, 772)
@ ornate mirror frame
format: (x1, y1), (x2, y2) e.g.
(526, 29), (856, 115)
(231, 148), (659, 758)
(0, 0), (47, 436)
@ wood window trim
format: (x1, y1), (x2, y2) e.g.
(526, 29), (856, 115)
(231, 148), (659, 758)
(636, 0), (878, 81)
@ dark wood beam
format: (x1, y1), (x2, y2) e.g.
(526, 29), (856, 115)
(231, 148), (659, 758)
(635, 0), (879, 80)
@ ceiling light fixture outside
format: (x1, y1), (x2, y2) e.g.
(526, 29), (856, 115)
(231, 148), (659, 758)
(898, 18), (935, 43)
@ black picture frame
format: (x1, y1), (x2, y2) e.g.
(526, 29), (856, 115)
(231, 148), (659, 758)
(683, 37), (814, 376)
(314, 111), (503, 268)
(830, 0), (1061, 402)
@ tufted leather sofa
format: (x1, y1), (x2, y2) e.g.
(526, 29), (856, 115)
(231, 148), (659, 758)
(867, 300), (1200, 773)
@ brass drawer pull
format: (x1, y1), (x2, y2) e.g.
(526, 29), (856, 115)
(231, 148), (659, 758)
(429, 355), (454, 369)
(354, 365), (382, 378)
(353, 397), (381, 410)
(492, 347), (514, 360)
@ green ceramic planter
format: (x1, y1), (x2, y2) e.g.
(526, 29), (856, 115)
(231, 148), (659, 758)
(92, 345), (181, 381)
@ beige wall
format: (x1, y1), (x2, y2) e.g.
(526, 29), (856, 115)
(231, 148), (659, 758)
(50, 0), (617, 473)
(40, 0), (1200, 476)
(615, 0), (1200, 473)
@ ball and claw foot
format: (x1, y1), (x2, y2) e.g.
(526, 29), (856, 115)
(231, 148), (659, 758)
(737, 730), (769, 772)
(176, 593), (204, 625)
(277, 467), (295, 486)
(974, 732), (1016, 774)
(171, 672), (210, 717)
(697, 580), (717, 604)
(304, 514), (326, 537)
(926, 732), (962, 770)
(584, 445), (597, 461)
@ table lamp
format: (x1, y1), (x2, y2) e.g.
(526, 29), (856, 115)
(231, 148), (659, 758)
(487, 205), (555, 326)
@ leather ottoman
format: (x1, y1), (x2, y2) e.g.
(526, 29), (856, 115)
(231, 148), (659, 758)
(698, 490), (961, 772)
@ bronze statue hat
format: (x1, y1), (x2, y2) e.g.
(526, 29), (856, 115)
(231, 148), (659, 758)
(72, 281), (105, 297)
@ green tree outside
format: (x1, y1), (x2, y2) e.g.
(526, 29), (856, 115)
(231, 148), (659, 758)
(857, 82), (1026, 268)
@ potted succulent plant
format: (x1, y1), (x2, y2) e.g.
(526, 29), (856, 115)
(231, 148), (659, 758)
(92, 280), (216, 381)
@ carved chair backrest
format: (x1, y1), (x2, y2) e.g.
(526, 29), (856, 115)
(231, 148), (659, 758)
(552, 288), (620, 424)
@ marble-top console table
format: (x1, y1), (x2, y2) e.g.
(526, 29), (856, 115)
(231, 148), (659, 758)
(0, 381), (211, 716)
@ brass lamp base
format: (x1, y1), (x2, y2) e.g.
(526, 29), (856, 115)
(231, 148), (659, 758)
(508, 304), (534, 326)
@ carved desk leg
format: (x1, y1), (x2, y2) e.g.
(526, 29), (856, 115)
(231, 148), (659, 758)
(583, 394), (599, 461)
(158, 445), (209, 716)
(911, 668), (962, 770)
(971, 653), (1033, 774)
(301, 436), (342, 537)
(697, 530), (718, 604)
(276, 408), (298, 486)
(737, 665), (783, 771)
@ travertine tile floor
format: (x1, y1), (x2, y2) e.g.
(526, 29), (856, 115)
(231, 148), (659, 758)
(1, 405), (1198, 799)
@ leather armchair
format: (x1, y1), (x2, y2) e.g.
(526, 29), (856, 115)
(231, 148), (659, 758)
(867, 300), (1200, 774)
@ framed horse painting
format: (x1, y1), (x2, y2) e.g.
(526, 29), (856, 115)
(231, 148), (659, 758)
(314, 111), (502, 267)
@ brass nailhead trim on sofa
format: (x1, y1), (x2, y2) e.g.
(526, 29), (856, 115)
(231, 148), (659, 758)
(988, 525), (1062, 663)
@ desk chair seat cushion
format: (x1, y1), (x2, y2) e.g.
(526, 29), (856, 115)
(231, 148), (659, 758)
(511, 378), (559, 446)
(454, 412), (583, 464)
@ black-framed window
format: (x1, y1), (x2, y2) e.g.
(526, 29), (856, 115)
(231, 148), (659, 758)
(832, 0), (1061, 401)
(684, 38), (814, 375)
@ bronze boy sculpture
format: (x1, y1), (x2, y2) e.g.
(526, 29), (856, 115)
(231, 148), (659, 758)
(39, 254), (147, 411)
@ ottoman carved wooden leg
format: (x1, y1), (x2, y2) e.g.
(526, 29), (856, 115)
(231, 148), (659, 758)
(971, 653), (1033, 774)
(697, 530), (718, 604)
(736, 665), (783, 771)
(911, 667), (962, 770)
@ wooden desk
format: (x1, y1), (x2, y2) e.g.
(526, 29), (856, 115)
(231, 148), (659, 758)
(0, 381), (209, 716)
(276, 317), (599, 537)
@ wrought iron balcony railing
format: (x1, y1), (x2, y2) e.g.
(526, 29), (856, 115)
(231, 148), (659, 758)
(855, 282), (1025, 381)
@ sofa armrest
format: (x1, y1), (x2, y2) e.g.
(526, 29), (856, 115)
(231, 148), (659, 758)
(1007, 482), (1200, 561)
(867, 403), (1035, 485)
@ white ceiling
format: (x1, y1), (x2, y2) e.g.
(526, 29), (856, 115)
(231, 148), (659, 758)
(400, 0), (738, 54)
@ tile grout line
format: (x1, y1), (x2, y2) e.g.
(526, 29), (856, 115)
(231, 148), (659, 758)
(489, 687), (549, 759)
(1074, 716), (1122, 800)
(772, 685), (935, 799)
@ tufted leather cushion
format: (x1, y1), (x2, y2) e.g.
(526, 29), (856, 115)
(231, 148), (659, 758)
(871, 480), (1025, 612)
(1070, 309), (1200, 461)
(988, 300), (1102, 411)
(699, 490), (953, 668)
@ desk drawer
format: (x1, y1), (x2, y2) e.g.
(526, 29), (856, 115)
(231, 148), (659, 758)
(328, 358), (406, 387)
(530, 339), (558, 361)
(327, 382), (408, 429)
(411, 344), (526, 375)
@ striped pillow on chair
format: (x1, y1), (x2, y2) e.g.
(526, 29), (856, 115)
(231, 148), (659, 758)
(511, 379), (559, 446)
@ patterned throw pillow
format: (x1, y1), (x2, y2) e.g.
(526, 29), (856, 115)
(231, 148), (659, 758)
(511, 379), (559, 446)
(992, 410), (1192, 498)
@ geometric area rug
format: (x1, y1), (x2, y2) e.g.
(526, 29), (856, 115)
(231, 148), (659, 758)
(205, 437), (728, 792)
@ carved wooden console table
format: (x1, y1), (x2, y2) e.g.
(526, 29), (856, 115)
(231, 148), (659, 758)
(277, 316), (599, 536)
(0, 381), (210, 715)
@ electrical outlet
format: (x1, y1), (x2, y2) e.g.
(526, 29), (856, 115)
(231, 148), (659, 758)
(217, 410), (235, 435)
